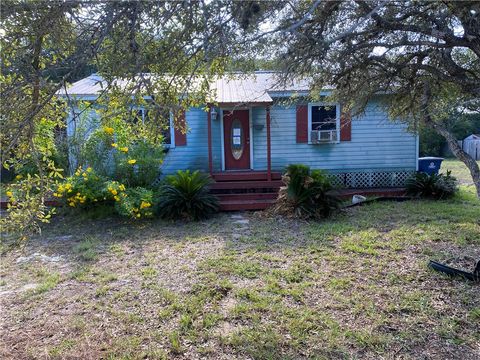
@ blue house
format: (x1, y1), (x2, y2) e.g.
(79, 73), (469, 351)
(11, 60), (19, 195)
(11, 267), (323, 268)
(60, 72), (418, 210)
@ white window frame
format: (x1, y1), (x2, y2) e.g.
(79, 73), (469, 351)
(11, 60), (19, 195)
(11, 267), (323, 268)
(307, 102), (340, 144)
(136, 107), (175, 148)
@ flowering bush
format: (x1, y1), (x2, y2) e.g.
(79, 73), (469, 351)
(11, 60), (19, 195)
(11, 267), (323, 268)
(54, 167), (107, 208)
(82, 125), (164, 188)
(104, 180), (127, 202)
(114, 187), (154, 219)
(55, 168), (154, 219)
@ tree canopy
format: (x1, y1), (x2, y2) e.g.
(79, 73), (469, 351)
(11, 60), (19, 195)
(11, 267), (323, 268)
(272, 0), (480, 196)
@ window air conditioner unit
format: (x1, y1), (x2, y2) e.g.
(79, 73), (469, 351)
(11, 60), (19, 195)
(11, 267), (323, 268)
(311, 130), (337, 143)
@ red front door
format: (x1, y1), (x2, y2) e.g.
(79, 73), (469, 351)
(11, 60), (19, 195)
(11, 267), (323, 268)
(223, 110), (250, 170)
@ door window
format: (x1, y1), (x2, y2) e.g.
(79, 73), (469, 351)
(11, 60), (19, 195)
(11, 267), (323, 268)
(231, 119), (243, 160)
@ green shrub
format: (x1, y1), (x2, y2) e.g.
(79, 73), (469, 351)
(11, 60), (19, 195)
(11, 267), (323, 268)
(273, 164), (340, 218)
(82, 125), (164, 188)
(156, 170), (219, 221)
(55, 167), (108, 208)
(56, 169), (154, 219)
(115, 187), (155, 219)
(113, 140), (164, 188)
(406, 171), (458, 199)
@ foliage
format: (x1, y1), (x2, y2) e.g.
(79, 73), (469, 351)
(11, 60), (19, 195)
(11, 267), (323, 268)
(81, 121), (165, 188)
(55, 167), (155, 219)
(0, 174), (57, 245)
(1, 0), (259, 241)
(114, 187), (154, 219)
(406, 171), (458, 199)
(420, 112), (480, 156)
(156, 170), (218, 221)
(272, 164), (340, 219)
(54, 167), (107, 208)
(113, 140), (165, 188)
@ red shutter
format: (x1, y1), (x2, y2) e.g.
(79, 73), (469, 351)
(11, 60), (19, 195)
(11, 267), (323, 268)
(174, 110), (187, 146)
(340, 111), (352, 141)
(296, 105), (308, 143)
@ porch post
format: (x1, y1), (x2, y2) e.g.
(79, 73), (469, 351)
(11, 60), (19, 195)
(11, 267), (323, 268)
(266, 105), (272, 181)
(207, 105), (213, 175)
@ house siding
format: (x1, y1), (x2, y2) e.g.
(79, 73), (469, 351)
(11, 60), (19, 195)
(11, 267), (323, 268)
(161, 107), (222, 174)
(251, 100), (417, 172)
(66, 101), (417, 176)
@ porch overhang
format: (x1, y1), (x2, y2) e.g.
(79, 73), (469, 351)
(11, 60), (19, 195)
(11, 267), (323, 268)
(216, 101), (273, 108)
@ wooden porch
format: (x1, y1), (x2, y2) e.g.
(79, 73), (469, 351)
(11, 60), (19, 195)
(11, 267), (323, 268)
(210, 171), (283, 211)
(206, 102), (276, 211)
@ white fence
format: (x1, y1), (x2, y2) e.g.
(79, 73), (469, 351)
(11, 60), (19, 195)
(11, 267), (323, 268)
(458, 139), (480, 160)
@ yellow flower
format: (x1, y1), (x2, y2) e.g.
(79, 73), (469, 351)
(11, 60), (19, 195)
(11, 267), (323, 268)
(86, 167), (93, 173)
(15, 174), (23, 180)
(69, 202), (75, 207)
(128, 159), (136, 165)
(103, 126), (114, 135)
(110, 189), (118, 195)
(118, 184), (125, 191)
(140, 201), (151, 209)
(65, 183), (72, 190)
(136, 214), (141, 218)
(114, 195), (120, 201)
(75, 170), (81, 176)
(6, 191), (13, 197)
(120, 147), (129, 153)
(111, 143), (118, 148)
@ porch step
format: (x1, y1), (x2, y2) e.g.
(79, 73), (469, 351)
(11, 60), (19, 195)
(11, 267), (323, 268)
(217, 192), (278, 201)
(210, 180), (283, 190)
(219, 198), (276, 211)
(212, 171), (282, 182)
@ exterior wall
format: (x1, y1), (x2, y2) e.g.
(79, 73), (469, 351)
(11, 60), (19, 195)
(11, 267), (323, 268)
(66, 100), (417, 176)
(251, 100), (417, 173)
(161, 107), (222, 174)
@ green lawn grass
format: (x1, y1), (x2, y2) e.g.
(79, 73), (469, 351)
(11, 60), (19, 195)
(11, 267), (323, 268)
(1, 166), (479, 359)
(441, 158), (480, 185)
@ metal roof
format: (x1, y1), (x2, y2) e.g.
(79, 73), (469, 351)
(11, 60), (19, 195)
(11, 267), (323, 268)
(57, 72), (313, 104)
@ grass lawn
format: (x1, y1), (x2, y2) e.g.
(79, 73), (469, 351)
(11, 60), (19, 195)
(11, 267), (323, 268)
(441, 158), (480, 185)
(1, 164), (479, 359)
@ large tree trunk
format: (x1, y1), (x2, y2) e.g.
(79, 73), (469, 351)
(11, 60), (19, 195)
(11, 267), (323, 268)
(433, 123), (480, 198)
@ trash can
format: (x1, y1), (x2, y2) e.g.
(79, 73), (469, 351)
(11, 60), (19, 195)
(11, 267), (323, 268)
(418, 157), (444, 175)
